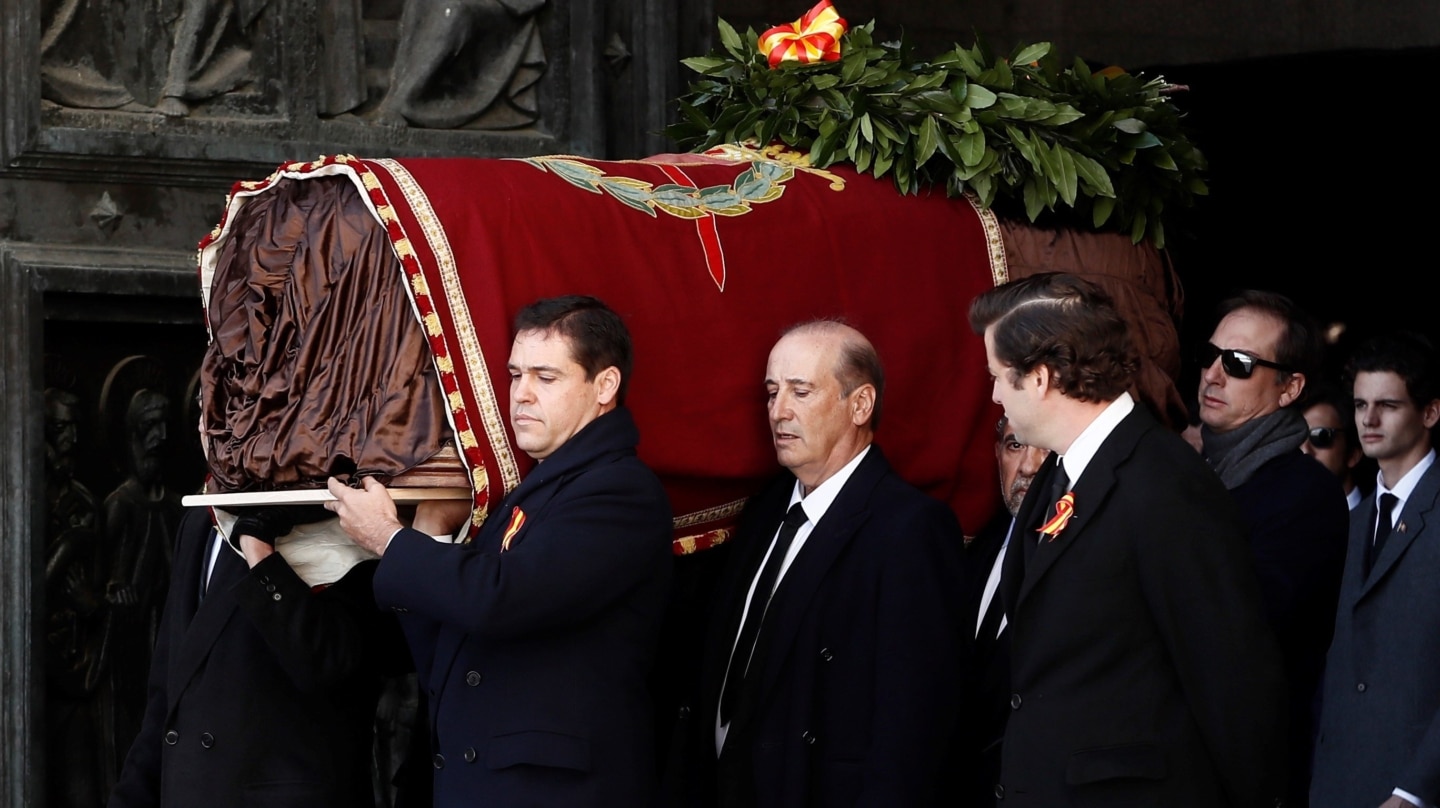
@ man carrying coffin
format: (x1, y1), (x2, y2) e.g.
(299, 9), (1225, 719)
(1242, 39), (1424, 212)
(328, 295), (673, 808)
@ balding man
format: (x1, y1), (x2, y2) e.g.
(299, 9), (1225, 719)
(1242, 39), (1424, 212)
(697, 320), (965, 808)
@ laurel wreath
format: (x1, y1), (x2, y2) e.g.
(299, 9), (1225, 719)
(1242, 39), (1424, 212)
(666, 21), (1208, 247)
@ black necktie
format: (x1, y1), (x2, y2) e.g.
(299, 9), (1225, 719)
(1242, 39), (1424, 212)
(720, 502), (808, 725)
(1366, 493), (1399, 575)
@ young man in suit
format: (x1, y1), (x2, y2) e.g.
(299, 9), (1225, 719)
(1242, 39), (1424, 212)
(698, 320), (965, 808)
(1312, 333), (1440, 808)
(108, 507), (401, 808)
(328, 295), (673, 808)
(953, 416), (1048, 806)
(970, 273), (1287, 807)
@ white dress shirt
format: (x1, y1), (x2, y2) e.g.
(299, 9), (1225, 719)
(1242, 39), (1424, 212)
(715, 446), (871, 753)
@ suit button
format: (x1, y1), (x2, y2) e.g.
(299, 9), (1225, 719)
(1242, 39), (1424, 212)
(200, 732), (214, 749)
(272, 593), (282, 601)
(164, 730), (179, 745)
(1357, 682), (1367, 692)
(819, 648), (834, 662)
(463, 747), (477, 763)
(995, 784), (1005, 800)
(433, 753), (445, 769)
(1010, 693), (1022, 709)
(678, 705), (691, 719)
(259, 575), (270, 585)
(465, 671), (482, 686)
(801, 730), (816, 745)
(265, 584), (276, 593)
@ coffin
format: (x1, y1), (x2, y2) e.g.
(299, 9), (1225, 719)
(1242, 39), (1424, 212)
(192, 146), (1183, 553)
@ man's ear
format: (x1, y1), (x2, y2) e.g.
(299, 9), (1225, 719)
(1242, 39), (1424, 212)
(1033, 364), (1053, 396)
(849, 384), (876, 427)
(1422, 398), (1440, 430)
(594, 366), (622, 407)
(1277, 372), (1306, 408)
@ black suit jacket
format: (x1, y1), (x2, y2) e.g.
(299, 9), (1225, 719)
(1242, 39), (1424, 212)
(699, 446), (966, 808)
(1228, 448), (1348, 807)
(109, 508), (398, 808)
(952, 511), (1014, 807)
(373, 407), (673, 808)
(999, 405), (1287, 807)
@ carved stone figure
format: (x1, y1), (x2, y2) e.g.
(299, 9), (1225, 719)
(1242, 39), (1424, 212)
(43, 387), (112, 808)
(374, 0), (548, 129)
(46, 388), (100, 536)
(100, 364), (182, 772)
(40, 0), (136, 109)
(157, 0), (273, 116)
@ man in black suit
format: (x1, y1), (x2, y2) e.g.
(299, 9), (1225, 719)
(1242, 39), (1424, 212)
(699, 320), (965, 808)
(953, 416), (1048, 806)
(108, 507), (400, 808)
(328, 295), (673, 808)
(1196, 291), (1348, 806)
(970, 273), (1287, 807)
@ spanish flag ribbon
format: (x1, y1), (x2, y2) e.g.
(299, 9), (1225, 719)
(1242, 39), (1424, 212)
(758, 0), (847, 69)
(501, 506), (526, 552)
(1038, 492), (1075, 542)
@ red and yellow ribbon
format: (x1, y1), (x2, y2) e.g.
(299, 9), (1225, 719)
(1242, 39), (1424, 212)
(501, 506), (526, 551)
(758, 0), (847, 69)
(1038, 492), (1075, 541)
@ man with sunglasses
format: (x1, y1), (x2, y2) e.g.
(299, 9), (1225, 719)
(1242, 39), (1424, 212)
(1303, 384), (1365, 510)
(1313, 332), (1440, 808)
(1196, 290), (1349, 807)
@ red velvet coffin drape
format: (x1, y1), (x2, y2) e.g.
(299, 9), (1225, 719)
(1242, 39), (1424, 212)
(198, 147), (1069, 550)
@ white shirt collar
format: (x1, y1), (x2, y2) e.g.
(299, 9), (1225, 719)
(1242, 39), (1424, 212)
(1377, 448), (1436, 504)
(789, 445), (872, 520)
(1057, 392), (1135, 487)
(1346, 486), (1363, 511)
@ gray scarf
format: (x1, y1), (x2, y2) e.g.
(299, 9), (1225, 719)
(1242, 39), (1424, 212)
(1201, 407), (1309, 489)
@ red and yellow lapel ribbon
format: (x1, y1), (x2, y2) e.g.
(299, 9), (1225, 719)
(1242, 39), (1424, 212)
(501, 506), (526, 551)
(759, 0), (848, 68)
(1038, 492), (1075, 541)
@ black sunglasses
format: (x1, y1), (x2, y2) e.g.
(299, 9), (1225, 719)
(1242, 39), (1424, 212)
(1197, 342), (1292, 380)
(1306, 426), (1339, 450)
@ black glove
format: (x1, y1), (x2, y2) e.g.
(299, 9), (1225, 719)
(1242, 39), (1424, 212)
(228, 505), (332, 550)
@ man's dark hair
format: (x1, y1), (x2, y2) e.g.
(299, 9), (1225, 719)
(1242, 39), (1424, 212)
(1213, 290), (1323, 391)
(783, 319), (886, 430)
(1346, 332), (1440, 408)
(514, 295), (634, 405)
(968, 273), (1137, 402)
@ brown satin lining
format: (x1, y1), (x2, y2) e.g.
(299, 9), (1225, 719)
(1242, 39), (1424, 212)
(201, 175), (448, 492)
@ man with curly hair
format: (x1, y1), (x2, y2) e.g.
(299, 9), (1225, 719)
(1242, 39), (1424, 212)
(970, 273), (1286, 807)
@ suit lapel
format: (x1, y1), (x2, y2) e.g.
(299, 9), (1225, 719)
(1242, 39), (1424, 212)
(166, 535), (244, 713)
(1016, 407), (1147, 607)
(1003, 454), (1057, 616)
(743, 449), (888, 724)
(1357, 462), (1440, 600)
(1338, 495), (1372, 608)
(701, 483), (789, 727)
